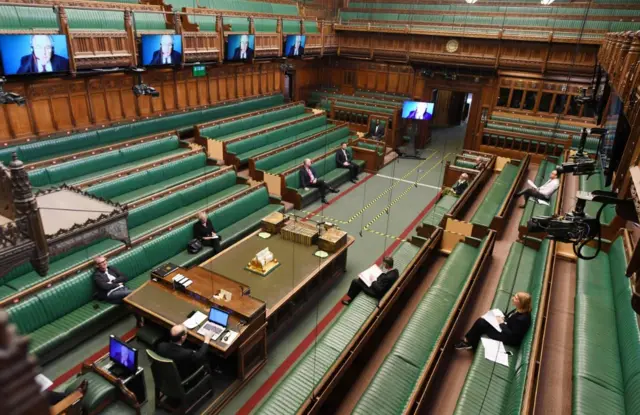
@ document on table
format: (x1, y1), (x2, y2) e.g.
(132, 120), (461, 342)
(183, 311), (207, 329)
(481, 338), (509, 367)
(482, 308), (505, 332)
(359, 264), (383, 287)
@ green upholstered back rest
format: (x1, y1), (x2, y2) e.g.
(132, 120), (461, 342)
(190, 14), (217, 32)
(200, 104), (304, 138)
(282, 19), (301, 33)
(128, 192), (184, 229)
(109, 245), (151, 279)
(178, 170), (237, 205)
(7, 295), (49, 334)
(304, 21), (318, 33)
(133, 12), (168, 31)
(210, 187), (269, 230)
(254, 18), (278, 32)
(223, 16), (250, 32)
(66, 9), (125, 31)
(0, 5), (58, 30)
(36, 270), (94, 321)
(143, 225), (193, 265)
(454, 159), (477, 169)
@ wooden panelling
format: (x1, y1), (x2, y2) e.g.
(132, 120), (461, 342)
(0, 63), (283, 142)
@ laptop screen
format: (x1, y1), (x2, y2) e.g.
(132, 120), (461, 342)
(209, 306), (229, 327)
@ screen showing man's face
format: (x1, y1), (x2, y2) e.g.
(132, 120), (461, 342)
(32, 36), (53, 65)
(295, 36), (301, 48)
(161, 36), (173, 57)
(240, 36), (248, 52)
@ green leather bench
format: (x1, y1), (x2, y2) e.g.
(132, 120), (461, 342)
(310, 91), (403, 108)
(6, 187), (282, 364)
(28, 136), (189, 188)
(0, 94), (283, 165)
(455, 159), (478, 169)
(256, 240), (425, 414)
(454, 239), (550, 415)
(66, 8), (125, 31)
(226, 116), (328, 163)
(86, 153), (219, 204)
(471, 162), (523, 227)
(422, 194), (458, 227)
(253, 126), (351, 174)
(573, 237), (640, 415)
(519, 156), (563, 229)
(213, 112), (311, 143)
(579, 159), (616, 225)
(0, 170), (246, 299)
(200, 0), (299, 15)
(199, 104), (304, 140)
(283, 149), (366, 207)
(355, 141), (384, 155)
(352, 240), (485, 414)
(0, 4), (58, 31)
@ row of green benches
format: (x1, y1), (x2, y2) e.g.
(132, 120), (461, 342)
(574, 236), (640, 415)
(482, 133), (567, 157)
(353, 237), (490, 414)
(471, 158), (528, 229)
(455, 238), (552, 414)
(347, 2), (638, 12)
(256, 227), (440, 414)
(485, 121), (600, 152)
(1, 94), (283, 165)
(309, 91), (404, 108)
(490, 115), (585, 133)
(6, 185), (283, 363)
(0, 168), (249, 301)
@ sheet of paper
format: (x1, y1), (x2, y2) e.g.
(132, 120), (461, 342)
(35, 374), (53, 392)
(534, 198), (550, 206)
(481, 338), (509, 367)
(184, 311), (207, 329)
(359, 264), (383, 287)
(527, 179), (538, 189)
(220, 330), (239, 345)
(482, 309), (504, 332)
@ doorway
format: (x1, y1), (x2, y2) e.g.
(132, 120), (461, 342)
(284, 72), (294, 101)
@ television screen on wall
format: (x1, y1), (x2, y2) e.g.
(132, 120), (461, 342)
(0, 34), (70, 76)
(226, 34), (255, 61)
(284, 35), (306, 58)
(401, 101), (435, 120)
(141, 34), (183, 66)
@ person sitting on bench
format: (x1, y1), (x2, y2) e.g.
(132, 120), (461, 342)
(342, 256), (399, 305)
(454, 292), (532, 351)
(299, 158), (338, 204)
(335, 142), (359, 183)
(474, 156), (486, 170)
(448, 172), (470, 196)
(93, 256), (132, 304)
(517, 170), (559, 208)
(369, 119), (384, 140)
(193, 211), (221, 254)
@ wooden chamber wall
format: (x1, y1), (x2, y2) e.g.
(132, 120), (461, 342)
(0, 63), (283, 142)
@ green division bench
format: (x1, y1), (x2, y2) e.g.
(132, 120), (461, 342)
(518, 155), (565, 237)
(6, 186), (283, 364)
(27, 136), (197, 189)
(573, 233), (640, 415)
(470, 156), (530, 233)
(1, 93), (283, 166)
(85, 152), (220, 205)
(454, 239), (553, 415)
(0, 168), (248, 301)
(281, 149), (366, 209)
(353, 235), (494, 415)
(352, 138), (386, 172)
(255, 233), (438, 415)
(579, 158), (620, 231)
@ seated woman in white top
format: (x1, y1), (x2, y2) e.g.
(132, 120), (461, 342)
(517, 170), (559, 207)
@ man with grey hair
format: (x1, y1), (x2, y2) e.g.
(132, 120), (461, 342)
(156, 324), (213, 380)
(17, 34), (69, 74)
(299, 158), (338, 204)
(150, 34), (181, 65)
(92, 256), (132, 304)
(232, 34), (254, 60)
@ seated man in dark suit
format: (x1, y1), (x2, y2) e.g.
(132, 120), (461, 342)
(335, 142), (359, 183)
(149, 34), (181, 65)
(17, 35), (69, 74)
(474, 156), (486, 170)
(288, 35), (304, 57)
(369, 120), (384, 140)
(156, 324), (213, 380)
(193, 211), (221, 254)
(232, 34), (254, 60)
(299, 158), (338, 204)
(342, 256), (399, 305)
(93, 256), (132, 304)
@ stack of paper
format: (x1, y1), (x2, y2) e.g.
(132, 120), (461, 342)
(481, 309), (505, 332)
(481, 338), (509, 367)
(359, 264), (383, 287)
(35, 374), (53, 392)
(183, 311), (207, 329)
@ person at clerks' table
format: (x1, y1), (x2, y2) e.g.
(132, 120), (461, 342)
(156, 324), (213, 380)
(299, 158), (338, 204)
(93, 256), (132, 304)
(454, 291), (532, 351)
(193, 211), (221, 254)
(335, 142), (359, 183)
(342, 256), (399, 306)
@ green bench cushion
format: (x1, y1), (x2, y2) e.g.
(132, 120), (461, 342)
(471, 163), (521, 227)
(422, 194), (457, 226)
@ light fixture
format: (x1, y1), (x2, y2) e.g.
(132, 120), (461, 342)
(0, 77), (25, 106)
(541, 0), (555, 5)
(465, 0), (478, 4)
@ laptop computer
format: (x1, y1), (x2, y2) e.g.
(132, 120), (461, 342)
(196, 306), (229, 340)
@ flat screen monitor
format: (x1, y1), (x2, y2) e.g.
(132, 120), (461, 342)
(209, 306), (229, 327)
(401, 101), (434, 121)
(284, 35), (306, 58)
(141, 34), (182, 67)
(226, 34), (255, 61)
(109, 335), (138, 373)
(0, 34), (70, 76)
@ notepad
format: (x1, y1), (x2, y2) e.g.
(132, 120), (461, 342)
(359, 264), (383, 287)
(481, 309), (505, 332)
(183, 311), (207, 329)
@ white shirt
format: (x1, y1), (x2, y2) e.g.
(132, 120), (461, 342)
(342, 149), (348, 161)
(294, 47), (299, 56)
(538, 178), (559, 197)
(163, 56), (172, 64)
(241, 51), (246, 59)
(37, 61), (52, 73)
(105, 269), (123, 295)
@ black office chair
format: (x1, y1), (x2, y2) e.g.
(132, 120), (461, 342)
(146, 350), (214, 414)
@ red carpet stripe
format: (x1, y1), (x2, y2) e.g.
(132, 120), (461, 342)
(50, 327), (138, 389)
(238, 191), (441, 414)
(303, 173), (375, 221)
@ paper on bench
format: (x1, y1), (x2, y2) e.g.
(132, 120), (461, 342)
(359, 264), (382, 287)
(533, 198), (550, 206)
(481, 338), (509, 367)
(481, 309), (504, 332)
(183, 311), (207, 329)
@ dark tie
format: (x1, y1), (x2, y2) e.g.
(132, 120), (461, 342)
(41, 64), (46, 72)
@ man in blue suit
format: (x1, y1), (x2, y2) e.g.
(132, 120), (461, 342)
(17, 35), (69, 74)
(149, 35), (181, 66)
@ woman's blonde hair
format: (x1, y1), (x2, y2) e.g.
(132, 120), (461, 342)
(516, 292), (532, 313)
